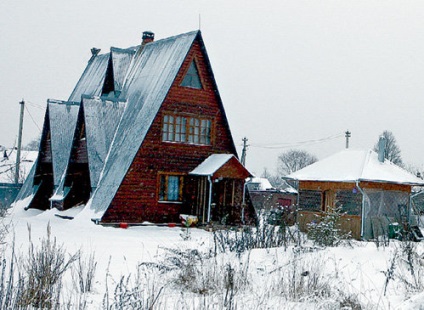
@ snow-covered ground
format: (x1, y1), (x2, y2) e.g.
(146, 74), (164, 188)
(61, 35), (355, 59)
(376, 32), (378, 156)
(2, 201), (424, 309)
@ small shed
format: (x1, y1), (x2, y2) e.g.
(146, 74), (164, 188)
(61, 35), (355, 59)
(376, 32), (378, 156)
(288, 149), (424, 240)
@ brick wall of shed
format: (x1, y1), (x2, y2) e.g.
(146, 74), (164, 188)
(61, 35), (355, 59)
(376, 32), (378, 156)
(102, 40), (237, 223)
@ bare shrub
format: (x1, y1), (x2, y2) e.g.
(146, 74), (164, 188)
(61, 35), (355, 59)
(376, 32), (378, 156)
(103, 264), (164, 310)
(395, 241), (424, 293)
(72, 252), (97, 293)
(0, 240), (25, 309)
(213, 212), (302, 255)
(142, 247), (250, 300)
(20, 224), (80, 309)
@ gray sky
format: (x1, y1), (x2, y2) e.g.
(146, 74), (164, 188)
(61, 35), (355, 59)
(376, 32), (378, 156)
(1, 0), (424, 176)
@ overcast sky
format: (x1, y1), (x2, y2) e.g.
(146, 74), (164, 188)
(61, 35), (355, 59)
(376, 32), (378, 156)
(1, 0), (424, 176)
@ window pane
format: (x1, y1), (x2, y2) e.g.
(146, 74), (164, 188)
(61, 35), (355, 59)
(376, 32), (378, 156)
(168, 176), (179, 201)
(159, 175), (166, 200)
(181, 117), (186, 142)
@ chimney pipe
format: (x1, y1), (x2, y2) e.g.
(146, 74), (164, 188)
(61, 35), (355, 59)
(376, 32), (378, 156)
(142, 31), (154, 46)
(378, 136), (386, 163)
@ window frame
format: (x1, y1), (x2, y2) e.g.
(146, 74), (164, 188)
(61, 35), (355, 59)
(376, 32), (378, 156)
(180, 58), (203, 89)
(158, 172), (184, 203)
(162, 113), (213, 146)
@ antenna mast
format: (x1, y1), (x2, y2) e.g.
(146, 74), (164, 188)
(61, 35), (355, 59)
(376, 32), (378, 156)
(345, 130), (351, 149)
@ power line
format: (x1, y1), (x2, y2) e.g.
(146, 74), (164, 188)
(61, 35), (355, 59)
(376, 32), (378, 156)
(248, 133), (344, 149)
(26, 100), (45, 110)
(25, 105), (42, 132)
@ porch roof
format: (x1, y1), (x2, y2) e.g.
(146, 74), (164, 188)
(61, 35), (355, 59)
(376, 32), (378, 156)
(189, 154), (252, 179)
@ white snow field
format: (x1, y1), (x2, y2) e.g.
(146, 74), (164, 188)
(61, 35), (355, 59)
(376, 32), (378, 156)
(2, 201), (424, 309)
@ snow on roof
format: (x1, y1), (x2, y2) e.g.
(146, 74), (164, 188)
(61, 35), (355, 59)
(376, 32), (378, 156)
(246, 177), (273, 190)
(288, 149), (424, 186)
(68, 54), (110, 102)
(111, 47), (136, 93)
(89, 31), (199, 217)
(48, 100), (80, 187)
(189, 154), (234, 176)
(83, 96), (126, 188)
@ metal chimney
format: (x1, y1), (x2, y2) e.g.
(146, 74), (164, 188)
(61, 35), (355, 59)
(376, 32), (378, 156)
(142, 31), (154, 45)
(378, 136), (386, 163)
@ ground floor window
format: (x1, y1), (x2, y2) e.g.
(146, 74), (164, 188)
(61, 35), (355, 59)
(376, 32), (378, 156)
(159, 174), (184, 202)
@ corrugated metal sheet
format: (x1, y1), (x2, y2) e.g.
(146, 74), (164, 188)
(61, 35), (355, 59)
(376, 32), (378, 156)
(111, 47), (136, 94)
(89, 31), (199, 216)
(48, 100), (80, 187)
(83, 96), (126, 188)
(68, 54), (109, 102)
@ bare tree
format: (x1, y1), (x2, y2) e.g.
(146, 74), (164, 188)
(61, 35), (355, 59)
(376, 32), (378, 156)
(278, 149), (318, 176)
(373, 130), (403, 166)
(23, 137), (40, 151)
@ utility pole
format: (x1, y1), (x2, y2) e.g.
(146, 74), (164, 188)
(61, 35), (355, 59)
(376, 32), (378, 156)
(15, 99), (25, 184)
(345, 130), (351, 149)
(241, 137), (249, 166)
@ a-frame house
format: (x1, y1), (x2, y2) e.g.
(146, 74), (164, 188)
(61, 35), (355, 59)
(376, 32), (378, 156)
(18, 30), (255, 225)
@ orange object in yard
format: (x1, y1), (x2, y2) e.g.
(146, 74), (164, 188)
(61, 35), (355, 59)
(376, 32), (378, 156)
(168, 223), (176, 228)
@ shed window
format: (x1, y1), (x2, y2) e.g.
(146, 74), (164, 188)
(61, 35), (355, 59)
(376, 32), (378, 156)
(335, 190), (362, 215)
(180, 60), (202, 89)
(159, 174), (183, 202)
(299, 190), (322, 212)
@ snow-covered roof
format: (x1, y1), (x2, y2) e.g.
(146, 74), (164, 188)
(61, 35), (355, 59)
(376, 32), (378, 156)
(83, 96), (126, 188)
(110, 47), (136, 94)
(189, 154), (234, 176)
(288, 149), (424, 186)
(246, 177), (273, 190)
(68, 54), (110, 102)
(89, 31), (200, 216)
(48, 100), (80, 187)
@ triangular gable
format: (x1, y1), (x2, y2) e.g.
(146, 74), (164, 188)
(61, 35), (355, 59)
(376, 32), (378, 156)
(68, 53), (110, 102)
(102, 56), (115, 96)
(82, 96), (126, 188)
(101, 48), (136, 98)
(190, 154), (252, 180)
(180, 60), (202, 89)
(111, 47), (136, 94)
(48, 100), (80, 187)
(89, 31), (199, 217)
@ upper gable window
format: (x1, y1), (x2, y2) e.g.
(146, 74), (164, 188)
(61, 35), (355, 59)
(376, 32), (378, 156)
(162, 114), (211, 145)
(180, 60), (202, 89)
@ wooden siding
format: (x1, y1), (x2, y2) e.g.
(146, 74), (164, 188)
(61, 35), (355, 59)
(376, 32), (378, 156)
(298, 211), (362, 240)
(102, 40), (238, 223)
(299, 180), (412, 192)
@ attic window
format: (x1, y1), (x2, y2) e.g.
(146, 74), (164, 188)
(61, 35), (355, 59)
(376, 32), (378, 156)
(180, 60), (202, 89)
